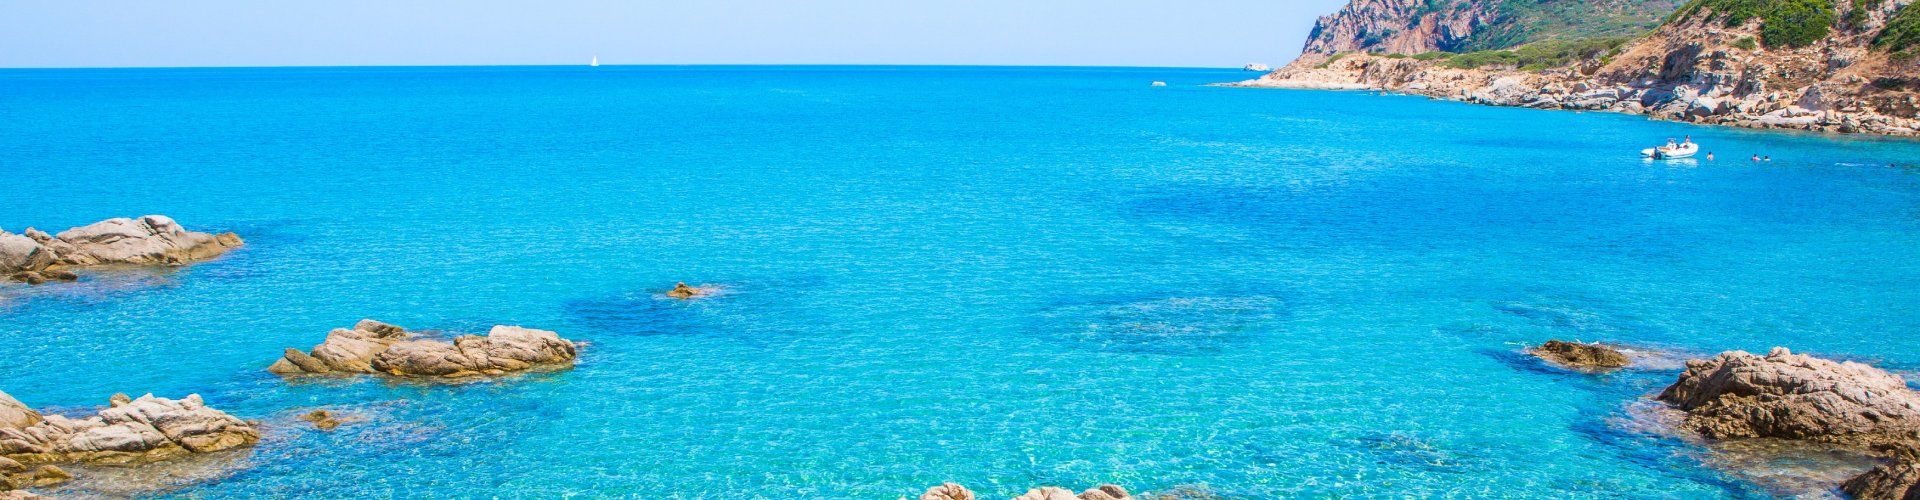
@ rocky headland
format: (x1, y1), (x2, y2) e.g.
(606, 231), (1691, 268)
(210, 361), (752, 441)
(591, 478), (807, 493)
(1234, 0), (1920, 137)
(0, 390), (258, 496)
(0, 215), (243, 285)
(267, 319), (580, 380)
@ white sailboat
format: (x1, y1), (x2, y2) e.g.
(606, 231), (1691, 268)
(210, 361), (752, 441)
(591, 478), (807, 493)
(590, 56), (599, 67)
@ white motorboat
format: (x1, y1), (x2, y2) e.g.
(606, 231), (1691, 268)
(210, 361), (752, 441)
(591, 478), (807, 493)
(1641, 142), (1699, 159)
(1150, 81), (1168, 87)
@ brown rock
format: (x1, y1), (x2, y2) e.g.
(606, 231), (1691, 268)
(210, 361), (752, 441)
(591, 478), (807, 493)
(1845, 447), (1920, 500)
(1656, 348), (1920, 445)
(1529, 340), (1630, 370)
(665, 282), (714, 299)
(298, 410), (343, 431)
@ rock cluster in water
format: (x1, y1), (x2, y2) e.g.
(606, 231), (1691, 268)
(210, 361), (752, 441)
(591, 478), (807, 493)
(919, 482), (1132, 500)
(1656, 347), (1920, 445)
(268, 319), (579, 379)
(0, 215), (242, 285)
(0, 389), (257, 496)
(1648, 347), (1920, 498)
(1528, 340), (1630, 370)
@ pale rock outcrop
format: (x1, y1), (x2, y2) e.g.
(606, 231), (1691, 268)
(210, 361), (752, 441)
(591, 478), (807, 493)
(269, 320), (579, 380)
(0, 392), (257, 466)
(1528, 340), (1630, 370)
(1655, 347), (1920, 446)
(919, 482), (976, 500)
(919, 483), (1129, 500)
(2, 216), (242, 284)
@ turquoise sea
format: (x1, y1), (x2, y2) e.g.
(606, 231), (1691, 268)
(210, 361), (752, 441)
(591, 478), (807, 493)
(3, 66), (1919, 498)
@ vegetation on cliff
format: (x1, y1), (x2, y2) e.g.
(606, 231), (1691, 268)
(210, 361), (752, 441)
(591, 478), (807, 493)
(1449, 0), (1684, 52)
(1672, 0), (1837, 48)
(1440, 36), (1631, 69)
(1877, 3), (1920, 54)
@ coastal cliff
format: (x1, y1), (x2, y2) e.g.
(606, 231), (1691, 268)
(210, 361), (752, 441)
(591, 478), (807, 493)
(1304, 0), (1679, 54)
(1244, 0), (1920, 137)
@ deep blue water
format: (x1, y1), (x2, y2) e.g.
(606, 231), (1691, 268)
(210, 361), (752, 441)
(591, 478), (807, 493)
(2, 66), (1919, 498)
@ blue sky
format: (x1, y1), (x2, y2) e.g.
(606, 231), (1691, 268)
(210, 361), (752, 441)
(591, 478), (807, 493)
(0, 0), (1348, 68)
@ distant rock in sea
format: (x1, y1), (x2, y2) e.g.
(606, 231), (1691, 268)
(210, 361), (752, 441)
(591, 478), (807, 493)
(1528, 340), (1630, 370)
(665, 282), (718, 299)
(1, 215), (243, 285)
(268, 319), (579, 380)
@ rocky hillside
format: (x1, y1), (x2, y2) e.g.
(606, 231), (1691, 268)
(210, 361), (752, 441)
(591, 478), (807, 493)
(1243, 0), (1920, 137)
(1303, 0), (1682, 55)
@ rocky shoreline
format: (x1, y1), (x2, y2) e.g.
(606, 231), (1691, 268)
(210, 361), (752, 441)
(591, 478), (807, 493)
(0, 215), (242, 285)
(1229, 2), (1920, 138)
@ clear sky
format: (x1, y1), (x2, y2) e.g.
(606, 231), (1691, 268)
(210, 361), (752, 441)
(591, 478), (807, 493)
(0, 0), (1348, 68)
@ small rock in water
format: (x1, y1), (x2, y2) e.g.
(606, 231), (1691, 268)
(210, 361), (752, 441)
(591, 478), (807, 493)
(298, 410), (345, 431)
(1528, 340), (1630, 370)
(664, 282), (716, 299)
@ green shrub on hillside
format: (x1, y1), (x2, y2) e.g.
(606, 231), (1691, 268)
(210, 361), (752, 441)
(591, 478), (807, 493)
(1731, 36), (1760, 49)
(1848, 0), (1885, 26)
(1674, 0), (1837, 48)
(1442, 36), (1631, 70)
(1877, 4), (1920, 54)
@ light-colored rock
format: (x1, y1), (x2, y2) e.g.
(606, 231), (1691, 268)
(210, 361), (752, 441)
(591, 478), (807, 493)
(0, 392), (39, 431)
(918, 482), (975, 500)
(0, 393), (257, 466)
(665, 282), (718, 299)
(918, 483), (1130, 500)
(271, 320), (578, 380)
(3, 216), (241, 285)
(52, 216), (242, 267)
(1656, 348), (1920, 446)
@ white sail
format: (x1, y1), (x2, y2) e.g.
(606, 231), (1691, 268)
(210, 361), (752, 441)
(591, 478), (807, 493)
(590, 56), (599, 67)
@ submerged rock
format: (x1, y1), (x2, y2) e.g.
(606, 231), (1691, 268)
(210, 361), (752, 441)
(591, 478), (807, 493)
(0, 390), (257, 467)
(297, 410), (345, 431)
(1655, 347), (1920, 446)
(1844, 447), (1920, 500)
(1528, 340), (1630, 370)
(919, 483), (1130, 500)
(2, 216), (242, 284)
(269, 319), (579, 380)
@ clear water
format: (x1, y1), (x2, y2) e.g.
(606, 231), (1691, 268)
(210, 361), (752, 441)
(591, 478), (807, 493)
(2, 66), (1918, 498)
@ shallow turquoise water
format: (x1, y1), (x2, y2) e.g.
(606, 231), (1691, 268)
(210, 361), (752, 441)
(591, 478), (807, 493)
(2, 66), (1919, 498)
